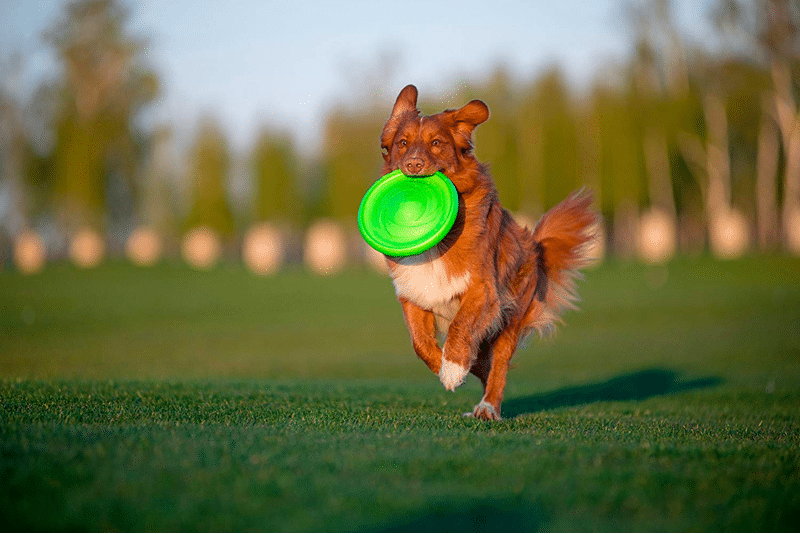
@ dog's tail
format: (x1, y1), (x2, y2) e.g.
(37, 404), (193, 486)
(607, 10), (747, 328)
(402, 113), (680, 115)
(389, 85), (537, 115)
(526, 189), (599, 336)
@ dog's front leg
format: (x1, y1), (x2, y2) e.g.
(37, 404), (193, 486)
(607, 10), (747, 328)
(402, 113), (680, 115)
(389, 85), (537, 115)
(400, 298), (443, 374)
(439, 284), (501, 391)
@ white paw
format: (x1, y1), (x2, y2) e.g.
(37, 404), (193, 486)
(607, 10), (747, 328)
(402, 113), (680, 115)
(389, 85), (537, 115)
(463, 400), (501, 421)
(439, 358), (468, 391)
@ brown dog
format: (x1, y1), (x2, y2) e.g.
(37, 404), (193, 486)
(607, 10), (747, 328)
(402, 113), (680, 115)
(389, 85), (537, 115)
(379, 84), (597, 420)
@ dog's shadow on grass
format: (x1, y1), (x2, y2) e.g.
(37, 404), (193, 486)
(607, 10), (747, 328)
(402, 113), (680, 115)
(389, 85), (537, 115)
(503, 368), (722, 419)
(380, 496), (544, 533)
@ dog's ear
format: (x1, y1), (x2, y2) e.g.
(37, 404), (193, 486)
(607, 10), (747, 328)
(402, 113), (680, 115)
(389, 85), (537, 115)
(449, 99), (489, 153)
(381, 85), (420, 159)
(390, 85), (419, 118)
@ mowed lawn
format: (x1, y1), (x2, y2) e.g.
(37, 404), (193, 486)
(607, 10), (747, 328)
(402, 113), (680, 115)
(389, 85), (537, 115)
(1, 256), (799, 531)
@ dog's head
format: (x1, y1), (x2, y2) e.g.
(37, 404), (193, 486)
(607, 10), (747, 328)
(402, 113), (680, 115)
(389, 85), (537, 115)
(380, 85), (489, 183)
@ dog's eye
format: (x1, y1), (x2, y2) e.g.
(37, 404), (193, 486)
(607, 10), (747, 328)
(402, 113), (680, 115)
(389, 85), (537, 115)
(399, 139), (407, 147)
(431, 139), (440, 147)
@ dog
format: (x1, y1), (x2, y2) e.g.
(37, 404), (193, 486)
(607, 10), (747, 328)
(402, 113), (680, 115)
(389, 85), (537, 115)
(379, 84), (597, 421)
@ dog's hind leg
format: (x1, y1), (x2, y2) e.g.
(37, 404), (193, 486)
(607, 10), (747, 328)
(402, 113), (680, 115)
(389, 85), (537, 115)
(468, 337), (494, 387)
(466, 323), (522, 421)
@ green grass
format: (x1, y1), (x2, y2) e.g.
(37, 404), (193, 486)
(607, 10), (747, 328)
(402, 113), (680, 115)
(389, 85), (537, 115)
(1, 256), (799, 531)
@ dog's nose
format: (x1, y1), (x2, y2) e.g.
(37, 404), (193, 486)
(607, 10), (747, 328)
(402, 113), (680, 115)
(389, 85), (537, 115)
(404, 158), (425, 175)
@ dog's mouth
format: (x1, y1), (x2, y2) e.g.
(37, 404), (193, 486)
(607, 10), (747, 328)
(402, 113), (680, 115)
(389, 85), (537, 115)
(400, 168), (448, 178)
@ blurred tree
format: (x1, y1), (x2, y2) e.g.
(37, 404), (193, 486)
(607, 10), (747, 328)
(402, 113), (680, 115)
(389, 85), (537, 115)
(471, 68), (522, 212)
(251, 130), (301, 226)
(755, 104), (781, 248)
(626, 0), (691, 96)
(139, 126), (181, 237)
(514, 82), (546, 217)
(760, 0), (800, 251)
(626, 0), (711, 254)
(717, 59), (774, 248)
(714, 0), (800, 250)
(21, 84), (58, 225)
(628, 14), (680, 219)
(184, 118), (235, 236)
(531, 68), (581, 212)
(45, 0), (158, 232)
(0, 53), (28, 237)
(590, 84), (646, 256)
(322, 107), (383, 224)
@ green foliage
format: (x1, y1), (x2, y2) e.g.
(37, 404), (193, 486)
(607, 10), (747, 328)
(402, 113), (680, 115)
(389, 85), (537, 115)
(184, 119), (235, 235)
(472, 69), (524, 212)
(591, 87), (647, 217)
(44, 0), (158, 230)
(717, 59), (775, 209)
(50, 118), (107, 226)
(251, 132), (301, 225)
(530, 69), (582, 211)
(322, 108), (385, 224)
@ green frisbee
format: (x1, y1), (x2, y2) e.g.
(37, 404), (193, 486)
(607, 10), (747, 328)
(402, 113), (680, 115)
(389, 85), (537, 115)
(358, 169), (458, 256)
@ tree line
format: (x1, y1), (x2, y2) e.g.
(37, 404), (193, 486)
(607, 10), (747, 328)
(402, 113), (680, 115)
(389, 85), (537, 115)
(1, 0), (798, 270)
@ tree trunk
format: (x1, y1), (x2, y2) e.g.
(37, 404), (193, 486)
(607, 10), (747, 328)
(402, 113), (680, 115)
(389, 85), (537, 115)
(770, 62), (800, 254)
(755, 104), (780, 250)
(702, 92), (731, 220)
(640, 128), (677, 262)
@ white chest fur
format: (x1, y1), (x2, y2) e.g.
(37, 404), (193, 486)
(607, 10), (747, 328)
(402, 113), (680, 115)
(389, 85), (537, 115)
(389, 250), (470, 314)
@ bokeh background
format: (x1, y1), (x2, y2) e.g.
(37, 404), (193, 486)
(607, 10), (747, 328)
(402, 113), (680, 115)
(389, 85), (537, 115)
(1, 0), (798, 275)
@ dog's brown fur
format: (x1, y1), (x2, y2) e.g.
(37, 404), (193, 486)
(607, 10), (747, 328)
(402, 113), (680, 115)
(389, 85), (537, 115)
(379, 84), (597, 420)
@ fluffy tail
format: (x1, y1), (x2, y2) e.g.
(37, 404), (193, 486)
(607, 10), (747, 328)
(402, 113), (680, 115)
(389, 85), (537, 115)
(527, 189), (599, 336)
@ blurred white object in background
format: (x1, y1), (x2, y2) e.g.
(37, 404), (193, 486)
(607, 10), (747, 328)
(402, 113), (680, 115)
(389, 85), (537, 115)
(785, 206), (800, 256)
(69, 227), (105, 268)
(710, 209), (750, 259)
(637, 208), (676, 264)
(182, 226), (221, 269)
(125, 226), (163, 267)
(243, 223), (283, 276)
(14, 230), (46, 274)
(304, 219), (346, 276)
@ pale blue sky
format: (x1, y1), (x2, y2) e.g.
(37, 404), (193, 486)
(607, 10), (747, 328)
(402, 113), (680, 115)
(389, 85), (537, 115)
(1, 0), (716, 154)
